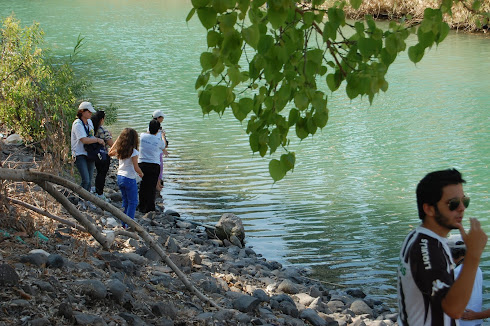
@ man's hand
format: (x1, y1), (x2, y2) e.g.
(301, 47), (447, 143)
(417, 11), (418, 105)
(458, 218), (488, 261)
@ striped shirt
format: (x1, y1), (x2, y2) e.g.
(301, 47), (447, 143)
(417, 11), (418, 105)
(397, 226), (457, 326)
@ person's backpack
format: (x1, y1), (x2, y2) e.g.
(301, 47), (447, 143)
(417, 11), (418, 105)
(81, 121), (108, 162)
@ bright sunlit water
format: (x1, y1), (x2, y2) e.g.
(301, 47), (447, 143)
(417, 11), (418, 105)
(2, 0), (489, 307)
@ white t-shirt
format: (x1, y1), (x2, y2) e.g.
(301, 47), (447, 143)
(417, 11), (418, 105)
(138, 133), (165, 164)
(117, 149), (139, 179)
(455, 264), (483, 326)
(71, 119), (94, 156)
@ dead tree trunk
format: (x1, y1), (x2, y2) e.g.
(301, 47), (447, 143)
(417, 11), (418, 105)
(0, 167), (221, 309)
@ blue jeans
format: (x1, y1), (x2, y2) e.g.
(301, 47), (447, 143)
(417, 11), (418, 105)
(75, 155), (95, 191)
(117, 175), (138, 224)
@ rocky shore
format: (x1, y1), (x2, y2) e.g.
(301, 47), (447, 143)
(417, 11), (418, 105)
(0, 142), (399, 326)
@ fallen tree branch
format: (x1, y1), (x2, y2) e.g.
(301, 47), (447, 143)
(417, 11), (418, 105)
(0, 167), (221, 309)
(3, 195), (87, 232)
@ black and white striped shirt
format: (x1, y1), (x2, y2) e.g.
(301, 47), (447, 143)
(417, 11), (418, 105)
(397, 226), (457, 326)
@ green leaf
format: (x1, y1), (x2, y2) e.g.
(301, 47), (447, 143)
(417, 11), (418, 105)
(268, 8), (288, 29)
(435, 23), (450, 45)
(195, 73), (210, 89)
(358, 37), (382, 59)
(210, 85), (228, 106)
(200, 52), (218, 70)
(186, 8), (196, 22)
(313, 106), (328, 128)
(212, 0), (235, 13)
(269, 159), (286, 182)
(303, 12), (315, 27)
(326, 72), (341, 92)
(408, 44), (425, 63)
(192, 0), (212, 8)
(294, 91), (309, 110)
(207, 30), (222, 47)
(197, 7), (217, 29)
(295, 118), (309, 140)
(280, 152), (295, 171)
(249, 132), (259, 152)
(350, 0), (362, 10)
(269, 128), (281, 154)
(242, 24), (260, 49)
(288, 108), (299, 126)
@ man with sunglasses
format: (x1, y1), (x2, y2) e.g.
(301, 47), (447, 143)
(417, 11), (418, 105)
(397, 169), (487, 326)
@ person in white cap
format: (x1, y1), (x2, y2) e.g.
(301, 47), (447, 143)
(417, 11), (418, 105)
(70, 101), (105, 192)
(449, 234), (490, 326)
(151, 110), (168, 191)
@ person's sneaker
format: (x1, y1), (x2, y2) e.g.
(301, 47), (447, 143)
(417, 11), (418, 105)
(95, 193), (109, 202)
(90, 186), (96, 193)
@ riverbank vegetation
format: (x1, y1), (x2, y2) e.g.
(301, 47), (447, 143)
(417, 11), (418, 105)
(322, 0), (490, 32)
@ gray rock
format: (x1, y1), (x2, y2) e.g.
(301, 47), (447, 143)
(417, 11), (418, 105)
(73, 312), (107, 326)
(327, 300), (345, 312)
(47, 254), (64, 268)
(79, 279), (107, 299)
(299, 309), (326, 326)
(232, 294), (261, 313)
(350, 299), (373, 316)
(29, 318), (50, 326)
(210, 213), (245, 245)
(108, 192), (122, 202)
(278, 300), (299, 318)
(0, 264), (19, 286)
(188, 250), (202, 265)
(119, 312), (149, 326)
(278, 279), (299, 294)
(165, 237), (180, 253)
(108, 279), (127, 302)
(295, 293), (315, 306)
(20, 253), (47, 267)
(152, 302), (177, 319)
(58, 302), (73, 319)
(346, 288), (366, 298)
(252, 288), (270, 303)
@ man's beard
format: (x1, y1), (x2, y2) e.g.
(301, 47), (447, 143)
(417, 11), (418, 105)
(434, 206), (458, 230)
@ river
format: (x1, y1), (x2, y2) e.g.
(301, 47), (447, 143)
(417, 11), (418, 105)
(1, 0), (489, 306)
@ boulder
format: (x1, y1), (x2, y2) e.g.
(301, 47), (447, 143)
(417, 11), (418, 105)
(207, 213), (245, 245)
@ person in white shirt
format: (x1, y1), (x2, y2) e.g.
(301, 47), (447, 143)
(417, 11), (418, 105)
(138, 119), (166, 213)
(109, 128), (143, 227)
(449, 234), (490, 326)
(70, 101), (105, 191)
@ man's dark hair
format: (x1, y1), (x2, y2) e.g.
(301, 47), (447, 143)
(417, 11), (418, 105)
(416, 169), (465, 220)
(148, 119), (160, 135)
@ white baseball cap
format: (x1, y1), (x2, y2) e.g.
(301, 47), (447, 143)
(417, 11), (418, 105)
(152, 109), (165, 119)
(447, 234), (465, 249)
(78, 101), (96, 113)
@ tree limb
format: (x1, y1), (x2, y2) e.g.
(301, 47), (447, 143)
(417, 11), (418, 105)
(0, 167), (222, 309)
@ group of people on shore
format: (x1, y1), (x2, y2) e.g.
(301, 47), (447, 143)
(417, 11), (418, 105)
(70, 101), (168, 226)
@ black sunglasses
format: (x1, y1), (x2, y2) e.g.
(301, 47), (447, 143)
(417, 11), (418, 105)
(447, 196), (470, 211)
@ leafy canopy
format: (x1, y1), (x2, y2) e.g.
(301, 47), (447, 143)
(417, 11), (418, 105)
(188, 0), (483, 181)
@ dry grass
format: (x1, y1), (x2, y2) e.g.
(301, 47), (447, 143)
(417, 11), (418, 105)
(319, 0), (490, 32)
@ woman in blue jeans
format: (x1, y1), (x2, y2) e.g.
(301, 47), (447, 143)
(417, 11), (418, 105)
(71, 101), (105, 191)
(109, 128), (143, 227)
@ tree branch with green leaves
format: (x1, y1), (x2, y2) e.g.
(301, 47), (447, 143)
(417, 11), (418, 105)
(187, 0), (486, 181)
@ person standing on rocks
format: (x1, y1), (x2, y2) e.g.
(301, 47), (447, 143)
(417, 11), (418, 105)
(91, 110), (114, 200)
(397, 169), (487, 326)
(71, 101), (105, 191)
(151, 109), (168, 192)
(448, 234), (490, 326)
(109, 128), (143, 228)
(137, 119), (166, 213)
